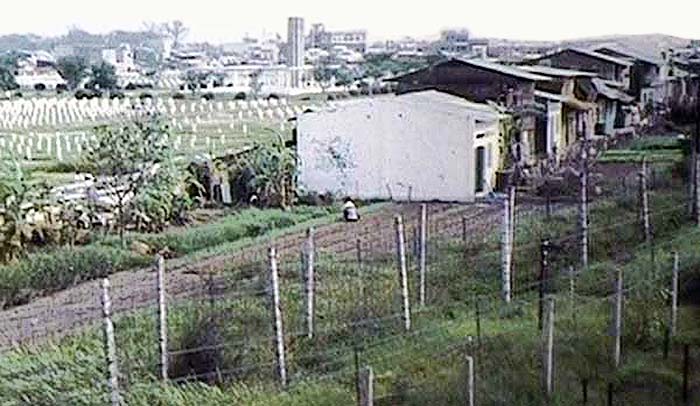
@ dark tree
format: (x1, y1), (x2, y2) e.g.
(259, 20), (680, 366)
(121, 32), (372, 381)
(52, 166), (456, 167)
(87, 62), (118, 91)
(0, 54), (19, 91)
(56, 56), (88, 90)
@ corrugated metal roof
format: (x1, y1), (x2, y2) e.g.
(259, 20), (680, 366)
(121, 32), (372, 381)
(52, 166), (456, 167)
(451, 58), (551, 81)
(534, 91), (596, 110)
(519, 65), (598, 78)
(591, 78), (635, 103)
(530, 48), (633, 67)
(569, 48), (633, 66)
(593, 46), (662, 67)
(534, 90), (568, 102)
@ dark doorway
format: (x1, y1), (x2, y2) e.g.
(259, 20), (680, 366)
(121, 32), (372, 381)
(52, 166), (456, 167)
(475, 146), (485, 193)
(535, 114), (548, 156)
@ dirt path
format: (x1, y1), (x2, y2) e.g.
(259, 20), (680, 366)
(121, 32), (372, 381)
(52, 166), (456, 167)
(0, 201), (503, 350)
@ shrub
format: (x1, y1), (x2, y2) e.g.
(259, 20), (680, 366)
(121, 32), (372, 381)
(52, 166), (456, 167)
(173, 92), (186, 100)
(234, 92), (246, 100)
(74, 89), (101, 99)
(201, 92), (215, 101)
(113, 206), (333, 256)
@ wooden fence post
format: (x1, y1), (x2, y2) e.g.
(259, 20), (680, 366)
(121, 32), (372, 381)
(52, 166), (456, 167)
(395, 215), (411, 331)
(475, 298), (482, 350)
(305, 228), (315, 339)
(358, 366), (374, 406)
(466, 355), (475, 406)
(580, 142), (589, 270)
(269, 247), (287, 387)
(569, 266), (576, 323)
(509, 186), (516, 293)
(670, 252), (679, 337)
(156, 255), (168, 382)
(538, 239), (551, 331)
(639, 167), (651, 246)
(613, 268), (623, 369)
(419, 204), (427, 307)
(682, 344), (690, 403)
(501, 194), (513, 303)
(462, 216), (468, 244)
(542, 297), (555, 400)
(101, 278), (121, 406)
(356, 238), (365, 300)
(695, 154), (700, 226)
(418, 204), (428, 307)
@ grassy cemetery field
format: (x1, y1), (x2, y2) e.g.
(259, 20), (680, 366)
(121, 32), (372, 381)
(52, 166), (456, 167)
(0, 94), (327, 177)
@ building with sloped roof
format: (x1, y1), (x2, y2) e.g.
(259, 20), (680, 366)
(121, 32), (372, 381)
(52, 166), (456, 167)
(388, 58), (556, 165)
(594, 46), (661, 101)
(526, 48), (632, 91)
(296, 90), (504, 202)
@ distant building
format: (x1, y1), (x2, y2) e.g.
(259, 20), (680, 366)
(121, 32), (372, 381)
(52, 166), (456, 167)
(157, 64), (315, 96)
(471, 40), (489, 59)
(222, 37), (281, 65)
(307, 23), (367, 54)
(389, 58), (598, 164)
(102, 44), (135, 73)
(13, 51), (66, 90)
(439, 29), (471, 55)
(594, 46), (661, 102)
(526, 48), (633, 90)
(287, 17), (305, 88)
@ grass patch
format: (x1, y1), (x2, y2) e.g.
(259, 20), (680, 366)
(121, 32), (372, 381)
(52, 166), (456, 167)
(103, 206), (338, 256)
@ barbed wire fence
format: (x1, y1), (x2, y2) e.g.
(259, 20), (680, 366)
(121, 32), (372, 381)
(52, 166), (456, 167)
(0, 158), (698, 404)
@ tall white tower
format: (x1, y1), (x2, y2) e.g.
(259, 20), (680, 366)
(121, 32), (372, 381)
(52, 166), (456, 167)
(287, 17), (305, 88)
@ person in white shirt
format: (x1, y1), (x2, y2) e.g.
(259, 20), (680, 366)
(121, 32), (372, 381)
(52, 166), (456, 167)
(343, 197), (360, 222)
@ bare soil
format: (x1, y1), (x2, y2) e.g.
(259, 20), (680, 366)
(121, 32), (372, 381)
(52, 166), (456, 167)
(0, 201), (502, 349)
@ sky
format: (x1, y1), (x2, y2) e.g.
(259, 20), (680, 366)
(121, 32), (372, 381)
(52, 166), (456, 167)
(1, 0), (699, 43)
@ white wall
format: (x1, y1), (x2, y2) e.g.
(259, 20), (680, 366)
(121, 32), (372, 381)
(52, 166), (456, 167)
(297, 97), (483, 202)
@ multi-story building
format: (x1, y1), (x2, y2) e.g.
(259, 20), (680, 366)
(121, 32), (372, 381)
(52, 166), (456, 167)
(307, 23), (367, 54)
(439, 29), (472, 55)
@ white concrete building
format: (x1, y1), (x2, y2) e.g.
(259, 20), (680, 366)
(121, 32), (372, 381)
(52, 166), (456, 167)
(297, 91), (502, 202)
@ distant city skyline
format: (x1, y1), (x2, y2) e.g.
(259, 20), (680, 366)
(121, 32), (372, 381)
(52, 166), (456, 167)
(2, 0), (699, 44)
